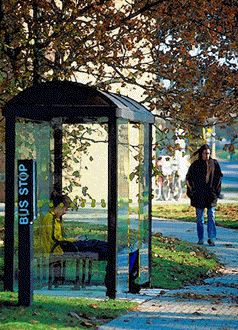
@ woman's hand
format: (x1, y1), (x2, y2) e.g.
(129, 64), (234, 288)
(73, 234), (88, 242)
(73, 235), (81, 242)
(186, 180), (191, 190)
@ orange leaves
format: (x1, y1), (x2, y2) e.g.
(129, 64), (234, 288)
(0, 0), (237, 137)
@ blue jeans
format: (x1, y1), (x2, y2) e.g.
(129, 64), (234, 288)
(196, 207), (216, 242)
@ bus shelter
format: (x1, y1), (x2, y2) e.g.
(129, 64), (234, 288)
(3, 80), (154, 304)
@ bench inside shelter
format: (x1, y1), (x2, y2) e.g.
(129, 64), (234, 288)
(47, 241), (100, 290)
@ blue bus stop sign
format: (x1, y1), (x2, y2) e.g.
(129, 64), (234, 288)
(18, 160), (37, 306)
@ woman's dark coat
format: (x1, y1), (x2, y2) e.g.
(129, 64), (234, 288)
(186, 158), (223, 208)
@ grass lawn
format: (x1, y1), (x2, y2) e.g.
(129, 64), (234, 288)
(0, 292), (137, 330)
(151, 233), (221, 289)
(216, 149), (238, 161)
(152, 203), (238, 229)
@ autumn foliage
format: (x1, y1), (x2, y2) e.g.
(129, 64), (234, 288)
(0, 0), (237, 139)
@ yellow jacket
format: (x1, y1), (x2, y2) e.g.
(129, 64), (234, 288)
(42, 211), (73, 255)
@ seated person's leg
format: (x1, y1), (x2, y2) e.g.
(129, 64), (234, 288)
(53, 260), (61, 286)
(74, 239), (108, 260)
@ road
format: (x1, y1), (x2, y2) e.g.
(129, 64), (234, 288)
(218, 159), (238, 200)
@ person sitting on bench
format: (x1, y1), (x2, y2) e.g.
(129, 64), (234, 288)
(42, 191), (109, 289)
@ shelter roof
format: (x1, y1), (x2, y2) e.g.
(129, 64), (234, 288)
(3, 80), (154, 124)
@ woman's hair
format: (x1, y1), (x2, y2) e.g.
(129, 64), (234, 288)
(192, 144), (211, 159)
(50, 191), (72, 208)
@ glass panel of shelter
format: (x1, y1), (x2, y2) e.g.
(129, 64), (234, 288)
(14, 118), (108, 291)
(117, 119), (129, 294)
(15, 119), (53, 290)
(128, 123), (149, 291)
(60, 122), (108, 290)
(139, 122), (150, 286)
(14, 117), (149, 295)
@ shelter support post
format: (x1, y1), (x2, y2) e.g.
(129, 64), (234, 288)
(107, 115), (117, 299)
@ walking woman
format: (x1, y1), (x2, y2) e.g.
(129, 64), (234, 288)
(186, 144), (223, 246)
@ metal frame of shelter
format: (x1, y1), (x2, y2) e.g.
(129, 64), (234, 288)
(3, 80), (154, 301)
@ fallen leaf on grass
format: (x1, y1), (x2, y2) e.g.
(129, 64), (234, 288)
(29, 319), (39, 323)
(89, 304), (99, 309)
(130, 305), (139, 312)
(68, 312), (94, 327)
(33, 311), (41, 315)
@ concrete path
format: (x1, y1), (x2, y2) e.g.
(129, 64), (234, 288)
(151, 217), (238, 269)
(99, 218), (238, 330)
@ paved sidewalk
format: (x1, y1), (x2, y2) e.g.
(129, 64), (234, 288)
(99, 218), (238, 330)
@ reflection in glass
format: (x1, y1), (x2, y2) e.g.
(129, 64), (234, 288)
(117, 120), (129, 294)
(139, 123), (149, 285)
(15, 120), (109, 291)
(15, 120), (52, 290)
(128, 123), (149, 290)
